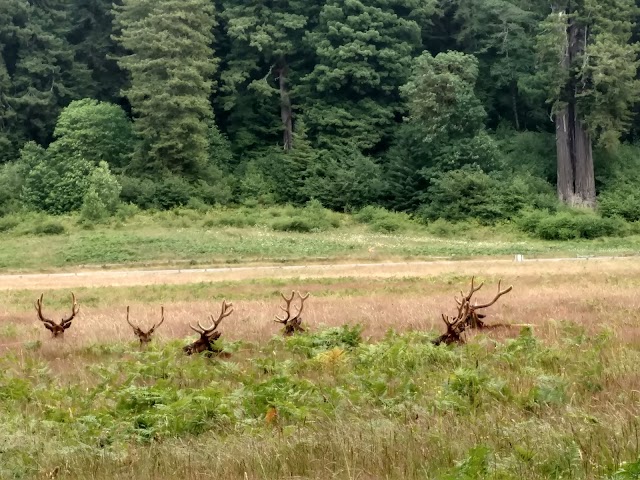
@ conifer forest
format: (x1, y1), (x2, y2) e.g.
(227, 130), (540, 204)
(1, 0), (640, 228)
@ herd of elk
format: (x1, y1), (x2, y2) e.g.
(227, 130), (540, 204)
(29, 279), (513, 353)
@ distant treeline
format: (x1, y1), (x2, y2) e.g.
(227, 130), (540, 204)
(1, 0), (640, 224)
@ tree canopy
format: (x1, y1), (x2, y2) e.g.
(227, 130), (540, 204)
(1, 0), (640, 220)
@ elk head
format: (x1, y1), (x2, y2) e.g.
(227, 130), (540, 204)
(433, 277), (513, 346)
(35, 293), (79, 338)
(454, 277), (513, 329)
(127, 305), (164, 345)
(183, 300), (233, 356)
(275, 291), (310, 336)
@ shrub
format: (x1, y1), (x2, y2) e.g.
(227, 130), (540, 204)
(115, 203), (140, 221)
(119, 176), (158, 208)
(269, 200), (341, 233)
(88, 162), (121, 213)
(155, 176), (192, 210)
(20, 144), (93, 214)
(370, 216), (406, 233)
(0, 217), (19, 233)
(80, 188), (109, 224)
(517, 209), (628, 240)
(598, 183), (640, 222)
(305, 143), (383, 210)
(33, 221), (66, 236)
(354, 206), (412, 233)
(286, 325), (364, 358)
(419, 165), (506, 224)
(208, 210), (258, 228)
(271, 218), (313, 233)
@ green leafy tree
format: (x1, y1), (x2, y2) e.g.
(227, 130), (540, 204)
(305, 143), (383, 210)
(302, 0), (432, 150)
(4, 0), (90, 147)
(453, 0), (548, 130)
(535, 0), (640, 207)
(220, 1), (318, 152)
(52, 99), (134, 170)
(20, 144), (93, 214)
(68, 0), (126, 102)
(113, 0), (217, 177)
(384, 51), (499, 211)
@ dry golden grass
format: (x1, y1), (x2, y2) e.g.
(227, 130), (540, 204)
(1, 257), (639, 354)
(0, 255), (636, 290)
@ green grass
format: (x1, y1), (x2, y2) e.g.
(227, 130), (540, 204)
(0, 207), (639, 272)
(1, 325), (639, 479)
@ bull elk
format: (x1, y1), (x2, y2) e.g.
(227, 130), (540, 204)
(126, 306), (164, 345)
(275, 291), (310, 336)
(183, 300), (234, 356)
(35, 293), (79, 338)
(433, 277), (513, 346)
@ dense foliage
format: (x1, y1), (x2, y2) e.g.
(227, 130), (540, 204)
(1, 0), (640, 233)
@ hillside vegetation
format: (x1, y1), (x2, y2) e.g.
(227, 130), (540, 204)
(2, 1), (640, 225)
(0, 204), (640, 272)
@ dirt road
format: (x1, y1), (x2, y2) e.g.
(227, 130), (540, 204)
(0, 255), (637, 290)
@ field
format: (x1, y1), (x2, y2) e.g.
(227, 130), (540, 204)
(1, 207), (640, 272)
(2, 253), (640, 479)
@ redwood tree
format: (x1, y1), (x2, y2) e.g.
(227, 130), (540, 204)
(536, 0), (640, 207)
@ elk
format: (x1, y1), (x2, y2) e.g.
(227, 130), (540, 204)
(183, 300), (233, 356)
(35, 293), (80, 338)
(433, 277), (513, 346)
(126, 305), (164, 345)
(275, 290), (310, 336)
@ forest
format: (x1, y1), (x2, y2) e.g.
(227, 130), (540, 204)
(1, 0), (640, 237)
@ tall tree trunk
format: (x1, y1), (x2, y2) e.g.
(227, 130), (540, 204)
(555, 106), (575, 203)
(277, 60), (293, 151)
(573, 116), (596, 207)
(553, 7), (597, 207)
(511, 82), (520, 130)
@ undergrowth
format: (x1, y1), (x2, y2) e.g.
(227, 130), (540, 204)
(1, 324), (639, 479)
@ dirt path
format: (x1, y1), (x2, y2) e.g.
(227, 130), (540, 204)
(0, 255), (637, 290)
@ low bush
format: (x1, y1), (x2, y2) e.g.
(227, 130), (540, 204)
(0, 217), (19, 233)
(270, 200), (341, 233)
(354, 206), (413, 233)
(517, 209), (628, 240)
(598, 184), (640, 222)
(33, 221), (66, 236)
(271, 218), (313, 233)
(286, 324), (364, 357)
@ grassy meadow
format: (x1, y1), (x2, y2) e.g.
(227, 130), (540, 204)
(2, 259), (640, 479)
(0, 205), (639, 272)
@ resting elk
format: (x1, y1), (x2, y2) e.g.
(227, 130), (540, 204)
(35, 293), (80, 338)
(183, 300), (234, 356)
(126, 305), (164, 345)
(275, 291), (310, 336)
(433, 277), (513, 346)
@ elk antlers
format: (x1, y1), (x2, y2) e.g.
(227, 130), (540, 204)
(433, 277), (513, 346)
(127, 306), (164, 345)
(184, 300), (234, 356)
(35, 293), (79, 338)
(275, 290), (310, 336)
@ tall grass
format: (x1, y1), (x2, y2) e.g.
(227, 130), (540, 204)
(1, 324), (639, 479)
